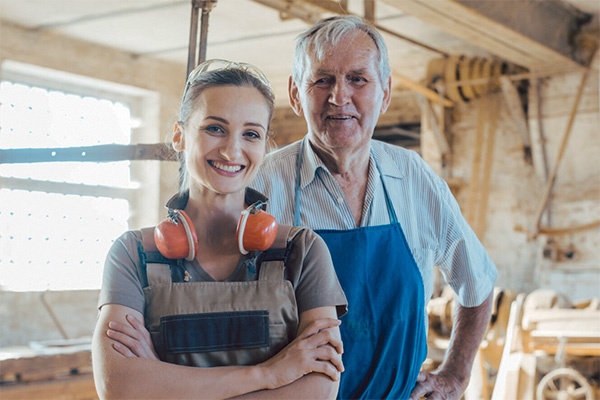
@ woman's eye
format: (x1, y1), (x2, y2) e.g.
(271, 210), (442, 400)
(205, 125), (225, 134)
(244, 130), (261, 140)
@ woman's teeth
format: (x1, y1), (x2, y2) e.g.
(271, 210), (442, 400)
(210, 160), (243, 173)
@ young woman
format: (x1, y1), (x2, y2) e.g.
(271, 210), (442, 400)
(92, 60), (347, 399)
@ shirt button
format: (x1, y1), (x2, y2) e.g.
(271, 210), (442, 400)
(337, 196), (344, 204)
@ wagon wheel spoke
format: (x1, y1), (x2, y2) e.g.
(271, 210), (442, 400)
(572, 387), (589, 399)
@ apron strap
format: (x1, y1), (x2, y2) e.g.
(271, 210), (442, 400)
(294, 141), (304, 227)
(371, 149), (399, 224)
(259, 225), (303, 282)
(139, 227), (181, 286)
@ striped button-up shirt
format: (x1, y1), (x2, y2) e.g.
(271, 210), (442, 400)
(252, 137), (497, 320)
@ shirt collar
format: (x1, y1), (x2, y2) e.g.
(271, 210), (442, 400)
(298, 136), (327, 190)
(300, 137), (406, 188)
(370, 142), (406, 179)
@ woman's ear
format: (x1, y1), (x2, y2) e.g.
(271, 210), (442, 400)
(172, 122), (185, 151)
(288, 75), (304, 117)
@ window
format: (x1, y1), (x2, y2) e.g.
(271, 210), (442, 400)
(0, 62), (160, 291)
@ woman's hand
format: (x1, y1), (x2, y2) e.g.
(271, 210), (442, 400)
(257, 317), (344, 389)
(106, 314), (159, 361)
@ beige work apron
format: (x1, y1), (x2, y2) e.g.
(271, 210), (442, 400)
(138, 225), (301, 367)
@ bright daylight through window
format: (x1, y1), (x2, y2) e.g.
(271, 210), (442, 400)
(0, 81), (136, 291)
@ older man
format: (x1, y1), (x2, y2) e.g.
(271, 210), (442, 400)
(251, 15), (497, 400)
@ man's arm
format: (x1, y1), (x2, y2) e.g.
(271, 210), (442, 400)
(93, 304), (342, 399)
(410, 290), (493, 400)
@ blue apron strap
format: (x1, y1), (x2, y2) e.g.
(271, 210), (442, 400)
(371, 149), (399, 225)
(293, 140), (305, 227)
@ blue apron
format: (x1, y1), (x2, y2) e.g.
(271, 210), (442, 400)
(294, 143), (427, 399)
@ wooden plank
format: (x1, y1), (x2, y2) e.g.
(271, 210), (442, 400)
(418, 97), (450, 155)
(251, 0), (321, 23)
(491, 294), (525, 400)
(524, 310), (600, 324)
(0, 374), (97, 400)
(467, 96), (487, 226)
(532, 54), (598, 232)
(475, 95), (499, 240)
(0, 144), (177, 164)
(380, 0), (580, 70)
(300, 0), (449, 56)
(393, 73), (454, 108)
(530, 343), (600, 357)
(1, 349), (92, 383)
(1, 177), (136, 200)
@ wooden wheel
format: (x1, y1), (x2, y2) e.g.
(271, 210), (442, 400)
(536, 368), (593, 400)
(458, 56), (477, 101)
(444, 55), (464, 102)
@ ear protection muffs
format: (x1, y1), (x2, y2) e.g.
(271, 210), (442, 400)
(154, 209), (199, 261)
(236, 201), (278, 255)
(154, 202), (278, 259)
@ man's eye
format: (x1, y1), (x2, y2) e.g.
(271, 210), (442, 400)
(350, 76), (366, 83)
(314, 77), (331, 85)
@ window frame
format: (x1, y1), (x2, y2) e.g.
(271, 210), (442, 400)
(0, 61), (163, 290)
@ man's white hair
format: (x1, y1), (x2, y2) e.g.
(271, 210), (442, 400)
(292, 15), (391, 86)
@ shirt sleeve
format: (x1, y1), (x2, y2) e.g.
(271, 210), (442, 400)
(285, 228), (348, 318)
(97, 231), (146, 313)
(434, 177), (498, 307)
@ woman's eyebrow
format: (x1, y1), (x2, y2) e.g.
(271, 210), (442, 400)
(245, 121), (266, 130)
(206, 116), (229, 124)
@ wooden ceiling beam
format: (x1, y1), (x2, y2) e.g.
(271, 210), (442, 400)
(250, 0), (322, 24)
(379, 0), (586, 71)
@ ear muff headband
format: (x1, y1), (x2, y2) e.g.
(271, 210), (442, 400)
(156, 202), (278, 259)
(237, 208), (252, 255)
(176, 210), (196, 261)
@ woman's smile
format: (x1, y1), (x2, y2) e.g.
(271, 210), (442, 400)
(208, 160), (245, 175)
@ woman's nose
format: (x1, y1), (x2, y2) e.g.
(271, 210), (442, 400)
(219, 136), (242, 160)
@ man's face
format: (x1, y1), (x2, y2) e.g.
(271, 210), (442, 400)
(289, 30), (391, 156)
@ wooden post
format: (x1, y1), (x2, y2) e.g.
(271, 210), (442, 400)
(499, 76), (532, 164)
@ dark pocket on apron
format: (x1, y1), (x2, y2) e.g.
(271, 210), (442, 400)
(162, 310), (270, 353)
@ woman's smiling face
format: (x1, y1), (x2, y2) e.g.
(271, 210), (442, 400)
(173, 85), (270, 196)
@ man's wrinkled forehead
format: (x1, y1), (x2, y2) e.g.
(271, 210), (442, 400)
(301, 32), (380, 77)
(308, 29), (375, 62)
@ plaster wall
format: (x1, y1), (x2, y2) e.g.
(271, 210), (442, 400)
(423, 55), (600, 301)
(0, 290), (99, 348)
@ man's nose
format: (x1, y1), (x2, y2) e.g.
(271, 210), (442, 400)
(328, 81), (351, 106)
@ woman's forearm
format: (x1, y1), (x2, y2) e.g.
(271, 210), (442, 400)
(92, 306), (269, 399)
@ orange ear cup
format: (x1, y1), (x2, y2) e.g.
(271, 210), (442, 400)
(154, 210), (198, 260)
(236, 209), (278, 254)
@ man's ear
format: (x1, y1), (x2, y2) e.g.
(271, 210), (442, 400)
(380, 75), (392, 114)
(172, 122), (185, 151)
(288, 75), (304, 117)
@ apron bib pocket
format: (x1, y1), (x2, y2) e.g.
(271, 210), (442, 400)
(161, 311), (270, 353)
